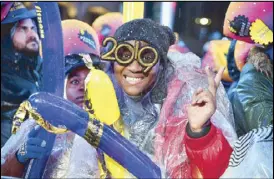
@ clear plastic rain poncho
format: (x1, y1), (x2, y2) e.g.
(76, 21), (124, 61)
(221, 125), (273, 178)
(1, 119), (99, 178)
(1, 75), (100, 178)
(107, 51), (238, 178)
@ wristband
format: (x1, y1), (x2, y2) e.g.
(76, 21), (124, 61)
(186, 122), (211, 138)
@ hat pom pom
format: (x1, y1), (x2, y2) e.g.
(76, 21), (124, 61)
(162, 26), (176, 46)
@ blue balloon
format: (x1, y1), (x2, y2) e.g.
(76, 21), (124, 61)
(23, 2), (65, 178)
(28, 92), (162, 178)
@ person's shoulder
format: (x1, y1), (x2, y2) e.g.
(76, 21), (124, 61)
(240, 63), (256, 76)
(239, 64), (272, 84)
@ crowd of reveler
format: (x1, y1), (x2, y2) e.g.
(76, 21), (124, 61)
(1, 2), (273, 178)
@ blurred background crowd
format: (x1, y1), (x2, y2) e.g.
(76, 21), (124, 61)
(22, 1), (229, 57)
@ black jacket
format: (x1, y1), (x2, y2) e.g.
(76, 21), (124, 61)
(1, 36), (42, 122)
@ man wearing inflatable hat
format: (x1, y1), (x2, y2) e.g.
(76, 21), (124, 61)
(223, 2), (273, 136)
(1, 2), (42, 147)
(1, 19), (101, 178)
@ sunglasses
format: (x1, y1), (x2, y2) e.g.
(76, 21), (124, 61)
(101, 37), (159, 73)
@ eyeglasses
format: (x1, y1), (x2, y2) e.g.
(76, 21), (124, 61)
(101, 37), (159, 73)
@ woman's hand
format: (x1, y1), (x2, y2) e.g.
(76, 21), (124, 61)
(187, 66), (225, 132)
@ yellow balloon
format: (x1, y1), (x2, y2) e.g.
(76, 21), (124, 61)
(84, 67), (127, 178)
(84, 67), (120, 125)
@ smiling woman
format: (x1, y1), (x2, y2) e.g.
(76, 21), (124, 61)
(101, 18), (237, 178)
(113, 40), (160, 96)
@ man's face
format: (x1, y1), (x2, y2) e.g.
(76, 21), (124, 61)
(12, 18), (39, 55)
(66, 66), (89, 107)
(114, 40), (160, 97)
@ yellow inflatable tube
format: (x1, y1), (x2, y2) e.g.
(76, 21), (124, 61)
(84, 66), (126, 178)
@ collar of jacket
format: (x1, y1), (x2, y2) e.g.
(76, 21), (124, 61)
(1, 44), (42, 85)
(1, 43), (42, 72)
(240, 63), (256, 77)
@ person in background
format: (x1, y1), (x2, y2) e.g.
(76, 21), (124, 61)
(220, 1), (273, 136)
(1, 19), (100, 178)
(229, 46), (273, 136)
(202, 39), (273, 136)
(1, 2), (42, 147)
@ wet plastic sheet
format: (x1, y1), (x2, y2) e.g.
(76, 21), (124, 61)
(1, 119), (99, 178)
(2, 51), (238, 178)
(221, 125), (273, 178)
(111, 51), (237, 178)
(153, 52), (237, 178)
